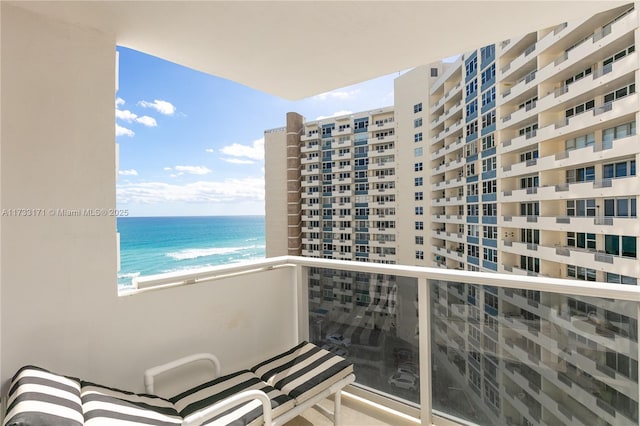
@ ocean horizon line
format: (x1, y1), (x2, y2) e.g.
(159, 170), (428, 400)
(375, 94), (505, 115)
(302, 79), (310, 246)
(118, 214), (265, 219)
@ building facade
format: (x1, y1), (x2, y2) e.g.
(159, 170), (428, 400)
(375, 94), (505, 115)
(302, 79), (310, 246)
(266, 3), (639, 425)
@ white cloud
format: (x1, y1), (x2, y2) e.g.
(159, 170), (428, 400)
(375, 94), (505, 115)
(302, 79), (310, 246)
(116, 124), (135, 137)
(315, 110), (353, 120)
(222, 158), (255, 165)
(138, 99), (176, 115)
(115, 97), (125, 107)
(174, 165), (212, 175)
(163, 167), (173, 171)
(115, 109), (138, 123)
(119, 169), (139, 176)
(136, 115), (158, 127)
(205, 148), (215, 153)
(313, 89), (359, 101)
(220, 138), (264, 161)
(117, 177), (265, 204)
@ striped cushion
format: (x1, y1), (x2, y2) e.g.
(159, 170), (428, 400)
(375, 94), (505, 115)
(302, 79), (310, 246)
(251, 342), (354, 404)
(80, 381), (182, 426)
(4, 365), (83, 426)
(170, 370), (294, 426)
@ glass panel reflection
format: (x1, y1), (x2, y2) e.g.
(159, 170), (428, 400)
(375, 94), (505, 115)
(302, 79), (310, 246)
(431, 280), (638, 426)
(307, 267), (419, 404)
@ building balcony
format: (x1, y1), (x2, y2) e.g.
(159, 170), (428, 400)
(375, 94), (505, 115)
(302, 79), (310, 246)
(371, 119), (395, 132)
(500, 133), (639, 179)
(431, 136), (464, 162)
(301, 133), (321, 142)
(499, 42), (536, 82)
(431, 157), (464, 176)
(432, 230), (464, 245)
(501, 176), (639, 203)
(499, 68), (537, 105)
(536, 8), (638, 84)
(371, 134), (395, 144)
(369, 146), (397, 158)
(535, 50), (637, 116)
(500, 215), (640, 235)
(332, 127), (352, 137)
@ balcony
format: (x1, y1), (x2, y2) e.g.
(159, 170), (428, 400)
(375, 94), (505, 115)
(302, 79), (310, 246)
(500, 133), (639, 179)
(500, 215), (640, 235)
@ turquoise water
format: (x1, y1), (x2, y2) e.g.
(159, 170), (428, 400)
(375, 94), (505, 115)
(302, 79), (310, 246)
(117, 216), (265, 288)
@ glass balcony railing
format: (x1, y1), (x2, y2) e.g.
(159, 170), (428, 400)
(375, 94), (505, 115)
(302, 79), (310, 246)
(133, 256), (640, 426)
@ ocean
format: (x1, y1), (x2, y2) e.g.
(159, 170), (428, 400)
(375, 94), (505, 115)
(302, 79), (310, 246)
(117, 216), (265, 288)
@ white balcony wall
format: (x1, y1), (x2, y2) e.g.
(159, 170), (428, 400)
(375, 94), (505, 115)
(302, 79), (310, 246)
(0, 5), (300, 396)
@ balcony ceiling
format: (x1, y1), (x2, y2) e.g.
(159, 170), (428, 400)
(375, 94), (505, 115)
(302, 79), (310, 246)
(10, 1), (627, 100)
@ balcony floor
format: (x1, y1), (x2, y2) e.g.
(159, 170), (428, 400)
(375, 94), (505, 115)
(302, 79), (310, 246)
(285, 395), (418, 426)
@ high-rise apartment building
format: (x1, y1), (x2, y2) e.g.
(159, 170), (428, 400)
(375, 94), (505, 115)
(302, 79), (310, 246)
(266, 4), (639, 424)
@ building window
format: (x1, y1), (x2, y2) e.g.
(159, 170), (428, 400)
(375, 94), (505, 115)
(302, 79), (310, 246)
(466, 141), (478, 157)
(415, 221), (423, 230)
(466, 163), (476, 177)
(605, 272), (637, 285)
(603, 159), (636, 179)
(565, 133), (595, 151)
(482, 156), (496, 172)
(415, 207), (423, 215)
(430, 68), (439, 77)
(603, 83), (636, 104)
(415, 250), (424, 260)
(414, 177), (423, 186)
(414, 118), (423, 128)
(465, 79), (478, 97)
(484, 226), (497, 239)
(465, 56), (477, 76)
(481, 64), (495, 85)
(480, 45), (495, 63)
(521, 228), (539, 244)
(605, 235), (637, 258)
(415, 191), (423, 201)
(466, 120), (478, 136)
(520, 202), (539, 216)
(481, 87), (495, 107)
(414, 132), (423, 142)
(467, 183), (478, 196)
(413, 103), (423, 113)
(567, 265), (596, 281)
(482, 203), (497, 216)
(603, 121), (636, 145)
(564, 66), (593, 86)
(482, 179), (497, 194)
(467, 224), (479, 237)
(415, 236), (424, 245)
(481, 134), (494, 150)
(566, 199), (596, 217)
(518, 123), (538, 138)
(519, 149), (538, 162)
(468, 204), (479, 216)
(520, 256), (540, 272)
(482, 110), (496, 128)
(565, 99), (595, 118)
(414, 147), (423, 157)
(466, 101), (477, 116)
(468, 244), (479, 258)
(520, 175), (539, 188)
(567, 232), (596, 250)
(604, 197), (636, 217)
(566, 166), (595, 183)
(414, 162), (423, 171)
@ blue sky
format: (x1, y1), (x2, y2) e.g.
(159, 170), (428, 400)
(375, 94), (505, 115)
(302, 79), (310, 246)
(115, 46), (402, 217)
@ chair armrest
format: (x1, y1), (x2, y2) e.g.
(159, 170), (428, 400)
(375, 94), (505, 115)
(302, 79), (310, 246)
(144, 353), (221, 393)
(181, 389), (273, 426)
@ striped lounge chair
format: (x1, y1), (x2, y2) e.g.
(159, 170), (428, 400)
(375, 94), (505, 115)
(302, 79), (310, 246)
(3, 341), (355, 426)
